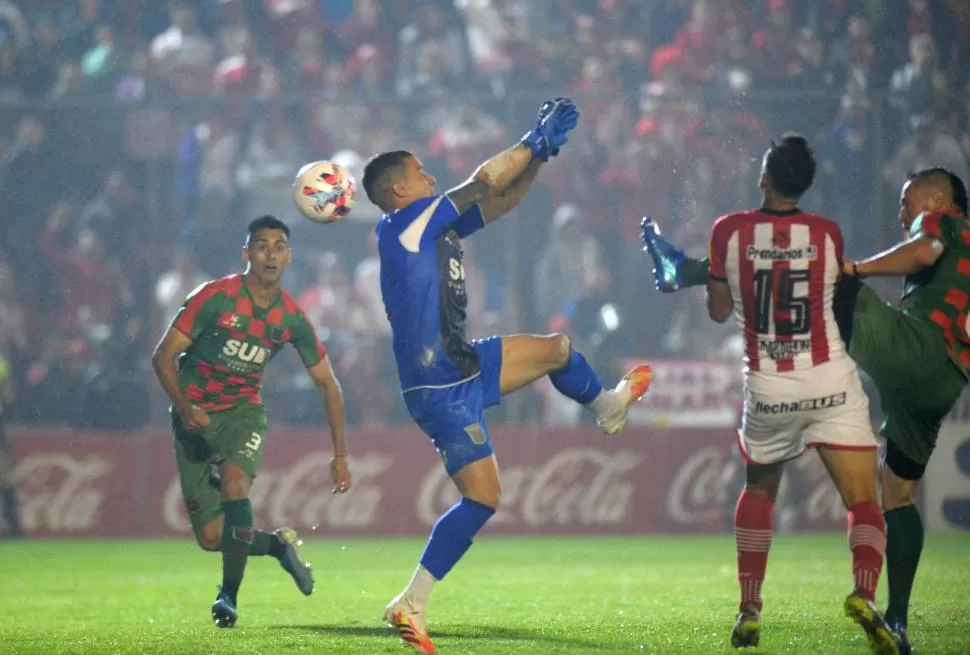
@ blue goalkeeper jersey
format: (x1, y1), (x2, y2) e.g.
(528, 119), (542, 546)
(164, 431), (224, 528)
(376, 194), (487, 393)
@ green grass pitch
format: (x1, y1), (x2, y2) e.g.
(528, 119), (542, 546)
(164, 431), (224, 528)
(1, 534), (968, 654)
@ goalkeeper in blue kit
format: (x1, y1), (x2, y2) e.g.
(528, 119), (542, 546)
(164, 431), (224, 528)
(361, 98), (654, 653)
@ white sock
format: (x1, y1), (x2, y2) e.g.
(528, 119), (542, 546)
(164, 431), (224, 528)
(404, 565), (437, 608)
(585, 389), (619, 417)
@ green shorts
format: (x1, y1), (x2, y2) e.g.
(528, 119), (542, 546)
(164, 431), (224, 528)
(171, 404), (268, 531)
(848, 283), (966, 466)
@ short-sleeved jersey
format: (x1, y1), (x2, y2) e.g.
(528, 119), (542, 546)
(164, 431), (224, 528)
(171, 273), (326, 412)
(376, 194), (486, 392)
(709, 208), (850, 376)
(901, 210), (970, 376)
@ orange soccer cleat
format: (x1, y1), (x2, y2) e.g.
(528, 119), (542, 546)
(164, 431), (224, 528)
(597, 364), (654, 435)
(384, 594), (436, 654)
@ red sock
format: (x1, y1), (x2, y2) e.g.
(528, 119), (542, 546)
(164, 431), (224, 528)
(735, 490), (774, 612)
(848, 501), (886, 601)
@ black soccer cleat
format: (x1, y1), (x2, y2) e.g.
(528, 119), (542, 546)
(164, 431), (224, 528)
(211, 588), (238, 628)
(843, 592), (900, 655)
(731, 604), (761, 648)
(888, 618), (912, 655)
(276, 528), (315, 596)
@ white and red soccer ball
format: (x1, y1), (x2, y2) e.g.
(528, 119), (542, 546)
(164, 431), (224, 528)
(292, 160), (356, 223)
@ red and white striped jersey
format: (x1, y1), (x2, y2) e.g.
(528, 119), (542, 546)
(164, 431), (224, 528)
(708, 208), (850, 376)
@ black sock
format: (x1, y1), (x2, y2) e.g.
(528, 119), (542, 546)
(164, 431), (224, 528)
(220, 499), (254, 603)
(885, 505), (924, 625)
(250, 530), (286, 558)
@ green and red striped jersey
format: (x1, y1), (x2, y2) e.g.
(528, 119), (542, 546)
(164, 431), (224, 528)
(171, 273), (326, 412)
(902, 210), (970, 376)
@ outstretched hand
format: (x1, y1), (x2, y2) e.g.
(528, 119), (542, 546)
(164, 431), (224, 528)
(521, 97), (581, 161)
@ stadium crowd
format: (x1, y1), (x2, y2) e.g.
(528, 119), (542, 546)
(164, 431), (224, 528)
(0, 0), (968, 428)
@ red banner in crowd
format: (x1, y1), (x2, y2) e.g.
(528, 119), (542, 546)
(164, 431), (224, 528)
(5, 426), (855, 539)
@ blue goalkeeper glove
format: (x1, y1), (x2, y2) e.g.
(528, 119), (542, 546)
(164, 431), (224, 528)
(640, 216), (690, 293)
(521, 97), (580, 161)
(536, 97), (579, 159)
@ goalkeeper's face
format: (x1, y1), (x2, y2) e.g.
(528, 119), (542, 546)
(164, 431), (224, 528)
(398, 156), (436, 201)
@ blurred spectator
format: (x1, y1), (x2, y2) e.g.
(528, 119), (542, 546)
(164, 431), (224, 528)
(822, 94), (876, 253)
(59, 0), (110, 60)
(534, 205), (610, 330)
(283, 24), (325, 91)
(18, 16), (61, 98)
(828, 14), (883, 99)
(51, 60), (84, 97)
(155, 247), (210, 328)
(78, 170), (140, 265)
(883, 113), (969, 190)
(751, 0), (804, 86)
(298, 251), (375, 423)
(882, 0), (956, 75)
(217, 0), (252, 58)
(150, 1), (215, 97)
(396, 4), (469, 97)
(426, 102), (506, 184)
(663, 292), (736, 359)
(672, 0), (720, 86)
(353, 232), (390, 338)
(236, 105), (304, 220)
(330, 0), (393, 61)
(81, 25), (127, 93)
(0, 117), (56, 268)
(889, 34), (948, 127)
(116, 50), (171, 102)
(38, 203), (132, 334)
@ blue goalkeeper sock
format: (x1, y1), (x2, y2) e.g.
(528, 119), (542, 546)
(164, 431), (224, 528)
(548, 349), (604, 405)
(419, 497), (495, 580)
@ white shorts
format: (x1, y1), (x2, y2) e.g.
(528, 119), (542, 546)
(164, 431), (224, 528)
(738, 360), (877, 466)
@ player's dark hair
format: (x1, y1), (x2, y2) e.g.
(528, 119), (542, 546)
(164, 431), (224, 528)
(362, 150), (413, 211)
(247, 215), (290, 245)
(764, 133), (816, 199)
(908, 167), (968, 215)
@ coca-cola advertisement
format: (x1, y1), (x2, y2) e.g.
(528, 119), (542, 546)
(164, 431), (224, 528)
(5, 426), (856, 538)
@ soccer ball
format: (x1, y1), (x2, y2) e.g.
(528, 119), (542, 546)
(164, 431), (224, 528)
(293, 160), (356, 223)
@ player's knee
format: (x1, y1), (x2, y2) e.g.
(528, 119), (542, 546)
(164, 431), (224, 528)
(840, 481), (879, 508)
(880, 470), (917, 511)
(547, 333), (572, 370)
(220, 463), (251, 501)
(196, 525), (222, 552)
(463, 483), (502, 510)
(744, 463), (784, 501)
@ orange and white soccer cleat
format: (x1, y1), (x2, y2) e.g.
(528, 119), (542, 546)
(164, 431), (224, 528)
(384, 594), (436, 654)
(597, 364), (654, 435)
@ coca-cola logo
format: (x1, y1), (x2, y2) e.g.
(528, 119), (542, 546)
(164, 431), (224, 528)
(417, 448), (641, 527)
(665, 446), (846, 527)
(163, 451), (393, 531)
(666, 447), (739, 524)
(13, 453), (114, 533)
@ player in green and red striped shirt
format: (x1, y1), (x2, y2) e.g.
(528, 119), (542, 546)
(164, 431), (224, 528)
(841, 168), (969, 654)
(152, 215), (351, 629)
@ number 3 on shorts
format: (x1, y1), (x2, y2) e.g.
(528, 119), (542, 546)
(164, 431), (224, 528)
(243, 432), (262, 456)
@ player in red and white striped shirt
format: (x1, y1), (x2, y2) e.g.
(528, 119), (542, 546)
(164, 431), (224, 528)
(705, 135), (898, 654)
